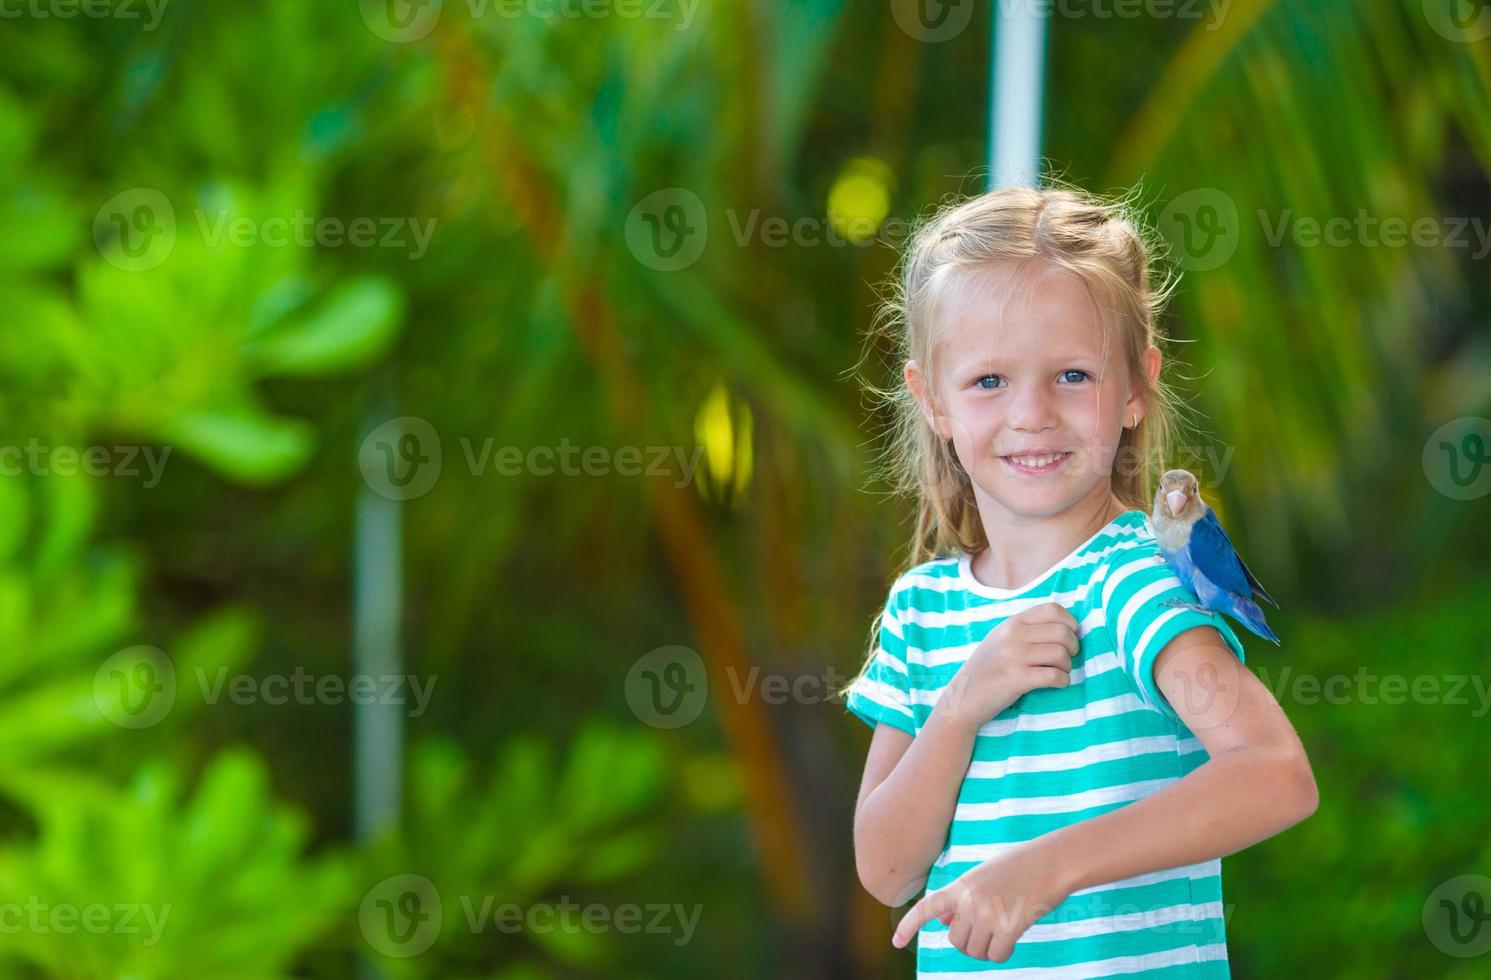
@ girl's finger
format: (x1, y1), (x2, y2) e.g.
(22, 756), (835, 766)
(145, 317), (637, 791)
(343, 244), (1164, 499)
(893, 889), (954, 948)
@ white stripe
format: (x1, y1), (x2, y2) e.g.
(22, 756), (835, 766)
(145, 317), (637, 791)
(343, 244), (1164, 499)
(918, 941), (1228, 978)
(845, 679), (913, 721)
(898, 585), (1095, 631)
(1098, 550), (1165, 614)
(1115, 578), (1172, 653)
(909, 610), (1103, 669)
(953, 777), (1175, 821)
(908, 649), (1119, 706)
(934, 836), (1223, 895)
(975, 693), (1149, 739)
(867, 647), (908, 675)
(1132, 606), (1190, 663)
(918, 900), (1226, 947)
(965, 734), (1185, 779)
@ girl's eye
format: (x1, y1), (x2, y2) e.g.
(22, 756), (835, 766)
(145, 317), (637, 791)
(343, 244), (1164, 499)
(974, 375), (1006, 390)
(1060, 369), (1091, 384)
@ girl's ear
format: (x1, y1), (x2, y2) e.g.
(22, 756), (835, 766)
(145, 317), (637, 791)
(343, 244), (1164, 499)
(904, 359), (951, 441)
(1124, 345), (1162, 426)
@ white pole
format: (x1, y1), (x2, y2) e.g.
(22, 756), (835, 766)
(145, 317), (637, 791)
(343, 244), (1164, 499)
(989, 4), (1047, 189)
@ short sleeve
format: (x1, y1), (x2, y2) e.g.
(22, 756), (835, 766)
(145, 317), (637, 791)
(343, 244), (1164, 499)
(1101, 548), (1248, 724)
(844, 595), (917, 736)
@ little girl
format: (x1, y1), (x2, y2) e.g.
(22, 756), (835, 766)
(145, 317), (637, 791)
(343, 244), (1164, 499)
(845, 185), (1317, 977)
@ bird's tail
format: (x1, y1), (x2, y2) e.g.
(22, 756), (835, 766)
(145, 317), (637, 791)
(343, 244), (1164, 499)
(1232, 596), (1280, 646)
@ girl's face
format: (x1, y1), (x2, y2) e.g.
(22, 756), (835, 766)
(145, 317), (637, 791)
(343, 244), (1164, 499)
(907, 262), (1158, 522)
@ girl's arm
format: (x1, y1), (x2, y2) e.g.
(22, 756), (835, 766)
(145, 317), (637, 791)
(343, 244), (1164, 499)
(854, 602), (1081, 907)
(853, 675), (986, 907)
(891, 627), (1317, 956)
(1036, 626), (1318, 893)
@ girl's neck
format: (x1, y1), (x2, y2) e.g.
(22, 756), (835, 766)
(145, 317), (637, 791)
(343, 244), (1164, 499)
(967, 486), (1128, 592)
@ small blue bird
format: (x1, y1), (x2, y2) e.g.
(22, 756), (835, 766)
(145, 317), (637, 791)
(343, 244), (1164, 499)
(1149, 469), (1280, 645)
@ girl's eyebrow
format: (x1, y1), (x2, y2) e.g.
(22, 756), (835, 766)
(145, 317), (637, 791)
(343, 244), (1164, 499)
(958, 353), (1102, 370)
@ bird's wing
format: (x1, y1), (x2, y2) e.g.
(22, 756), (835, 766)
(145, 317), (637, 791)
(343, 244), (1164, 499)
(1190, 509), (1266, 602)
(1202, 510), (1278, 606)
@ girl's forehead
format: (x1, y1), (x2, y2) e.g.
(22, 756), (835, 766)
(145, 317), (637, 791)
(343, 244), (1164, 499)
(936, 267), (1112, 364)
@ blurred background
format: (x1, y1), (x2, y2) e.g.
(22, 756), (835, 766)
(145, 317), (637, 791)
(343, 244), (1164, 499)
(0, 0), (1489, 976)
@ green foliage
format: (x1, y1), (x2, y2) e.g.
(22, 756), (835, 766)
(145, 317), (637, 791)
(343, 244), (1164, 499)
(360, 723), (670, 977)
(0, 749), (355, 980)
(1229, 577), (1491, 979)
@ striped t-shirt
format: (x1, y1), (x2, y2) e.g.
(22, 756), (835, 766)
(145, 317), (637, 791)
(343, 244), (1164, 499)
(846, 508), (1248, 979)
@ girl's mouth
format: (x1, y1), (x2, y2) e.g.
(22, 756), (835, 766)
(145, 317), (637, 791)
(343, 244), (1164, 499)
(999, 451), (1072, 476)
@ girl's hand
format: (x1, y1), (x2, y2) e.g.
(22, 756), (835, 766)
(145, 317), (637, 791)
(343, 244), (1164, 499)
(938, 603), (1080, 728)
(890, 839), (1073, 961)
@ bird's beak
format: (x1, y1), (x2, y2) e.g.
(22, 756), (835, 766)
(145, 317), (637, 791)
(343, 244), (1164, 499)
(1166, 490), (1188, 517)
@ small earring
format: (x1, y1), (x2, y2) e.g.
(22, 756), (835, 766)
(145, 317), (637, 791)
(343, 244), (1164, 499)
(1129, 412), (1138, 429)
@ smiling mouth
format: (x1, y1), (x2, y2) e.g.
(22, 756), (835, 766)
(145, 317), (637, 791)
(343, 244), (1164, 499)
(1000, 452), (1073, 475)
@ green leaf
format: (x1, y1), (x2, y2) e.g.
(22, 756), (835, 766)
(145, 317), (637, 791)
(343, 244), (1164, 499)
(158, 410), (315, 484)
(248, 277), (403, 376)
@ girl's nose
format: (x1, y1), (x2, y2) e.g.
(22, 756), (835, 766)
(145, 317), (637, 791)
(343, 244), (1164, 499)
(1007, 384), (1059, 432)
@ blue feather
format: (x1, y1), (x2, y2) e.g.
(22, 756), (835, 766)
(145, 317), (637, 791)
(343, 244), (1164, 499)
(1162, 507), (1281, 646)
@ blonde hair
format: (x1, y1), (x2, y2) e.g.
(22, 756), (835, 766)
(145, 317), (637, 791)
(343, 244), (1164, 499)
(863, 180), (1193, 574)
